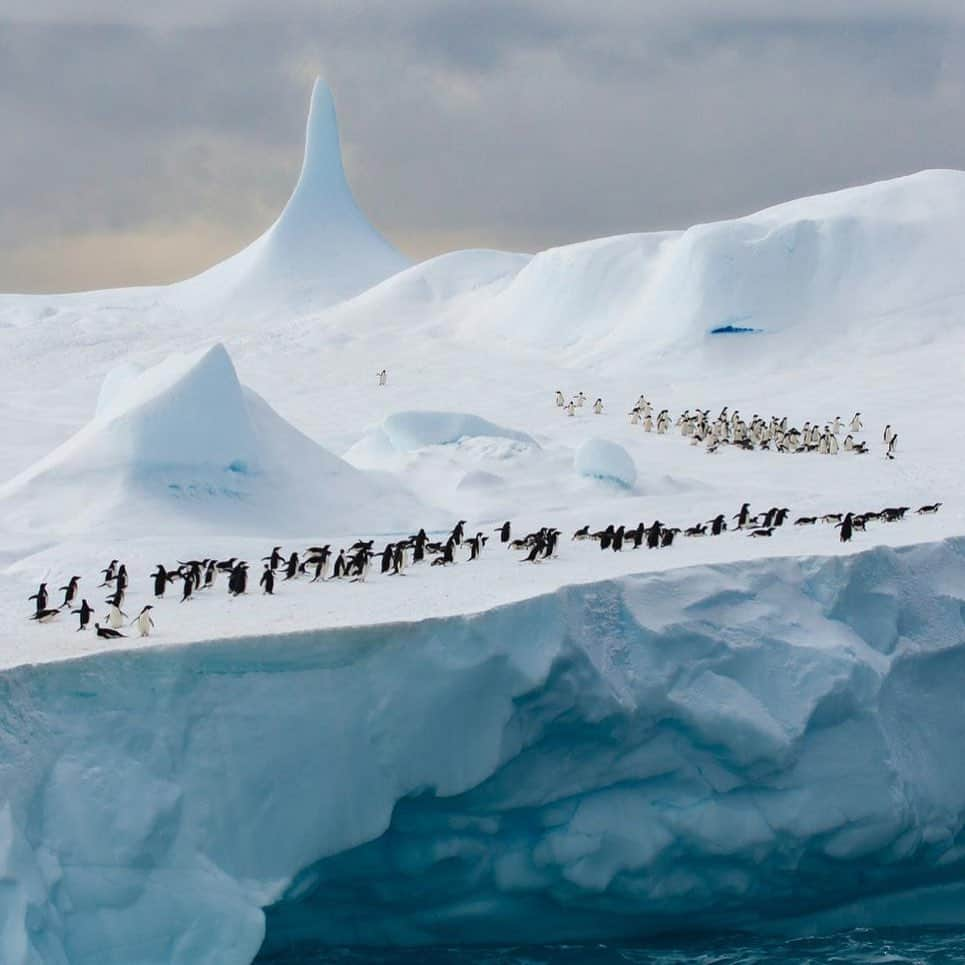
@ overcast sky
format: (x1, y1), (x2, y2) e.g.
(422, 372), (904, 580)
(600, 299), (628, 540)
(3, 1), (965, 292)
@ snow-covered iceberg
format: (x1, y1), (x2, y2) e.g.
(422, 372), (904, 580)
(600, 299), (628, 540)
(4, 539), (965, 963)
(574, 437), (637, 488)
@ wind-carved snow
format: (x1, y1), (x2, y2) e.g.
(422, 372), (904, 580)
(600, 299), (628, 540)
(3, 540), (965, 964)
(0, 343), (424, 538)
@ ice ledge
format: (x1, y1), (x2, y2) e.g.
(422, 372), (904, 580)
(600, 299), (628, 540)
(3, 537), (965, 962)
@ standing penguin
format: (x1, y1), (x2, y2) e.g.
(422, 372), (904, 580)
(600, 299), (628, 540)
(333, 550), (347, 579)
(413, 530), (428, 563)
(734, 503), (752, 529)
(107, 602), (127, 629)
(886, 433), (898, 460)
(283, 552), (299, 580)
(308, 546), (331, 582)
(263, 547), (284, 571)
(451, 520), (467, 545)
(576, 392), (586, 407)
(59, 576), (80, 609)
(555, 390), (565, 407)
(152, 565), (171, 598)
(592, 398), (604, 415)
(29, 582), (48, 615)
(260, 565), (275, 595)
(228, 562), (249, 596)
(377, 368), (388, 386)
(709, 514), (727, 536)
(381, 544), (395, 574)
(72, 599), (94, 631)
(116, 564), (129, 593)
(180, 575), (193, 603)
(850, 412), (863, 432)
(132, 605), (155, 638)
(837, 512), (854, 543)
(496, 521), (511, 544)
(647, 522), (663, 549)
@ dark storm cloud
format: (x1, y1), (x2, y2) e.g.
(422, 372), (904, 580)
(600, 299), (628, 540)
(3, 1), (965, 290)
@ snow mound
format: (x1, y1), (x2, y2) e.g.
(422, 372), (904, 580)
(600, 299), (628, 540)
(172, 78), (409, 318)
(574, 438), (637, 488)
(0, 344), (423, 537)
(94, 360), (144, 417)
(368, 411), (538, 453)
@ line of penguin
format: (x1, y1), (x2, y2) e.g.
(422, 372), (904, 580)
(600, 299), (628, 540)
(26, 502), (942, 635)
(556, 389), (900, 459)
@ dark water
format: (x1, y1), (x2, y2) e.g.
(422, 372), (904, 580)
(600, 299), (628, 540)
(257, 928), (965, 963)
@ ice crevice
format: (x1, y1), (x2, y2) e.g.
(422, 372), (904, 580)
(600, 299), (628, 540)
(2, 539), (965, 963)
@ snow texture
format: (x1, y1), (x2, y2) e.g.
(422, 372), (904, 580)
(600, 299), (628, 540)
(574, 438), (638, 488)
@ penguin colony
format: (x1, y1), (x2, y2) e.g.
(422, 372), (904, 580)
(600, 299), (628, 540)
(559, 390), (898, 458)
(26, 504), (941, 634)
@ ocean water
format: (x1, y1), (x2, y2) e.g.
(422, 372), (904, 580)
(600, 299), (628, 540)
(256, 928), (965, 964)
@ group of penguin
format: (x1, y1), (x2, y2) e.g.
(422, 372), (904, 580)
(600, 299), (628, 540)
(27, 561), (154, 638)
(623, 400), (898, 458)
(27, 497), (942, 633)
(555, 390), (604, 416)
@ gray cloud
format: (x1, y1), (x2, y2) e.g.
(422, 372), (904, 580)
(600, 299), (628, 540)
(3, 2), (965, 291)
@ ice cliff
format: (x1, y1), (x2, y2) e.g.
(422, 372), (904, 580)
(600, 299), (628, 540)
(3, 538), (965, 963)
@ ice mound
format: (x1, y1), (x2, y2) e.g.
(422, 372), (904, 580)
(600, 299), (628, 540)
(574, 438), (637, 488)
(380, 411), (538, 451)
(0, 344), (423, 537)
(94, 360), (143, 416)
(172, 78), (410, 317)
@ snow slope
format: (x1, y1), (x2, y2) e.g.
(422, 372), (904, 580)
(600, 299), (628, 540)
(2, 76), (965, 962)
(4, 540), (965, 964)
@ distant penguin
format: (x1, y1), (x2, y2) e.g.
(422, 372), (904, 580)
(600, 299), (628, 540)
(380, 544), (394, 574)
(611, 525), (625, 552)
(837, 512), (854, 543)
(886, 433), (898, 459)
(734, 503), (751, 529)
(572, 525), (590, 540)
(710, 514), (727, 536)
(260, 565), (275, 595)
(592, 398), (603, 415)
(203, 561), (217, 589)
(883, 424), (892, 444)
(283, 552), (299, 580)
(116, 564), (128, 593)
(565, 401), (576, 417)
(917, 502), (942, 515)
(467, 533), (486, 560)
(577, 391), (586, 407)
(228, 562), (249, 595)
(333, 550), (347, 579)
(555, 390), (565, 407)
(850, 412), (863, 432)
(392, 542), (407, 574)
(263, 547), (283, 571)
(451, 520), (466, 545)
(377, 368), (387, 386)
(661, 528), (677, 547)
(100, 560), (118, 586)
(413, 530), (428, 563)
(843, 434), (854, 451)
(95, 622), (125, 639)
(72, 599), (93, 630)
(180, 576), (193, 603)
(647, 523), (662, 549)
(152, 565), (170, 598)
(28, 582), (48, 614)
(133, 605), (155, 637)
(496, 521), (511, 543)
(30, 608), (60, 623)
(59, 576), (80, 609)
(309, 546), (331, 581)
(107, 602), (127, 628)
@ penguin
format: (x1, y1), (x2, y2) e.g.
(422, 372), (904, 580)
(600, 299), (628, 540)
(592, 398), (604, 415)
(773, 508), (790, 527)
(133, 605), (155, 637)
(496, 521), (511, 544)
(565, 401), (576, 417)
(709, 514), (727, 536)
(595, 525), (615, 551)
(795, 516), (817, 526)
(95, 622), (125, 639)
(381, 544), (395, 574)
(412, 529), (428, 563)
(886, 433), (898, 460)
(217, 557), (237, 572)
(28, 582), (48, 614)
(467, 533), (487, 560)
(555, 390), (565, 407)
(917, 503), (942, 515)
(351, 550), (372, 582)
(72, 599), (93, 631)
(647, 523), (662, 549)
(116, 564), (129, 593)
(883, 424), (893, 444)
(333, 550), (347, 579)
(661, 528), (678, 547)
(180, 576), (193, 603)
(850, 412), (863, 432)
(100, 560), (119, 586)
(283, 552), (299, 580)
(733, 503), (752, 529)
(392, 542), (407, 575)
(203, 561), (217, 589)
(451, 520), (467, 545)
(543, 529), (560, 558)
(30, 608), (61, 623)
(152, 565), (171, 598)
(749, 527), (774, 538)
(229, 562), (249, 595)
(260, 565), (275, 595)
(576, 391), (586, 407)
(59, 576), (80, 609)
(836, 512), (854, 543)
(263, 547), (284, 571)
(309, 546), (332, 581)
(107, 602), (127, 628)
(106, 586), (126, 610)
(611, 525), (625, 552)
(377, 368), (387, 386)
(523, 537), (544, 563)
(685, 524), (707, 537)
(572, 525), (590, 540)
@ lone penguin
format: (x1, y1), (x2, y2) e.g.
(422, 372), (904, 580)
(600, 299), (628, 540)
(377, 368), (387, 386)
(837, 512), (854, 543)
(555, 390), (564, 407)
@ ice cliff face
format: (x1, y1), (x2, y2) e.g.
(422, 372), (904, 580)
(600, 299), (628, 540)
(3, 538), (965, 963)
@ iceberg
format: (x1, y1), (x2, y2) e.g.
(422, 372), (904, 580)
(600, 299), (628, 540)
(3, 539), (965, 963)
